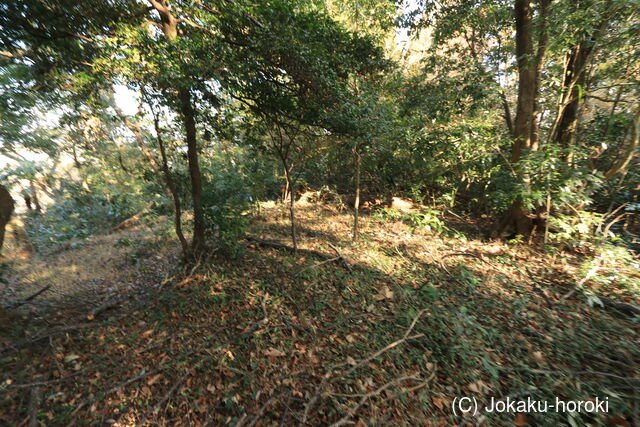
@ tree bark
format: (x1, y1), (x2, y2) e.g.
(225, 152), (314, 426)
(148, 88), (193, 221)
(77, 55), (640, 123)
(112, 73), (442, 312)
(512, 0), (537, 164)
(496, 0), (540, 237)
(179, 88), (206, 256)
(0, 185), (14, 254)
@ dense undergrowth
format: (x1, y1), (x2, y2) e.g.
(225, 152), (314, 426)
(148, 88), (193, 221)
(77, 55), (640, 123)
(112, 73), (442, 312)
(1, 201), (638, 426)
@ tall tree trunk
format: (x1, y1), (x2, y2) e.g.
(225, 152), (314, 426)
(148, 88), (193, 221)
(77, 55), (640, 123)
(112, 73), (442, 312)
(179, 88), (206, 256)
(352, 145), (361, 242)
(512, 0), (537, 164)
(497, 0), (540, 237)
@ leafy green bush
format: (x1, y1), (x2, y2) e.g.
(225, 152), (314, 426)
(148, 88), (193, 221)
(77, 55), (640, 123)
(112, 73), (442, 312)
(24, 180), (148, 251)
(201, 169), (252, 257)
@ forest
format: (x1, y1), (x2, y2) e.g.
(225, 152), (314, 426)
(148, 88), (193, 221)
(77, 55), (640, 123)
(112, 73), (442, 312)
(0, 0), (638, 425)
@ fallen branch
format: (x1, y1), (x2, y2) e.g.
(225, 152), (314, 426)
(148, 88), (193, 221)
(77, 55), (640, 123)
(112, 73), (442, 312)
(139, 361), (202, 424)
(330, 375), (421, 427)
(27, 384), (43, 427)
(560, 262), (601, 301)
(340, 309), (426, 379)
(302, 309), (426, 423)
(87, 294), (130, 319)
(72, 366), (168, 416)
(499, 366), (640, 386)
(328, 243), (353, 272)
(0, 323), (98, 355)
(236, 394), (283, 427)
(523, 267), (553, 308)
(5, 285), (51, 309)
(598, 296), (640, 317)
(247, 237), (352, 271)
(294, 256), (340, 277)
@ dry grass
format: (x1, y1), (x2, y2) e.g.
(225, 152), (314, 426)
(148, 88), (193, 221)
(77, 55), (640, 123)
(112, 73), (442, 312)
(1, 219), (181, 312)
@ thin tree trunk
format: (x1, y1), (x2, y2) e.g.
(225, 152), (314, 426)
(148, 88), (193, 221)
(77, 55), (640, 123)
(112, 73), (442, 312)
(500, 90), (514, 137)
(147, 0), (206, 257)
(152, 115), (190, 255)
(530, 0), (550, 150)
(179, 88), (206, 256)
(604, 107), (640, 180)
(352, 145), (361, 242)
(282, 162), (297, 251)
(549, 13), (610, 149)
(30, 181), (42, 213)
(604, 86), (623, 138)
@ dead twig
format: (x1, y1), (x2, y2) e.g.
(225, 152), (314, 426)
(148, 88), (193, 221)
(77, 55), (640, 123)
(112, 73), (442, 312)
(294, 256), (341, 277)
(236, 394), (283, 427)
(27, 384), (43, 427)
(139, 360), (202, 424)
(71, 366), (168, 416)
(340, 309), (426, 379)
(303, 309), (427, 423)
(523, 267), (553, 308)
(328, 243), (353, 271)
(330, 375), (421, 427)
(0, 323), (98, 355)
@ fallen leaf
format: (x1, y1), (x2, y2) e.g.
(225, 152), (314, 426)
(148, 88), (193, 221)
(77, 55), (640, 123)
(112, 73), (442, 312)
(532, 351), (545, 364)
(346, 356), (357, 366)
(64, 354), (80, 363)
(514, 412), (528, 426)
(265, 347), (286, 357)
(147, 373), (163, 386)
(432, 396), (444, 410)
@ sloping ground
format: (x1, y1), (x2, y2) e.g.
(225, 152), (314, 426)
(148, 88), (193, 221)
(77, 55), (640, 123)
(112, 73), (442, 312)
(0, 203), (638, 426)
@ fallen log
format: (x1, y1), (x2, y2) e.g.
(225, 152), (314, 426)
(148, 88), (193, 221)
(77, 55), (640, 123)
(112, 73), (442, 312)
(111, 202), (153, 232)
(246, 236), (352, 271)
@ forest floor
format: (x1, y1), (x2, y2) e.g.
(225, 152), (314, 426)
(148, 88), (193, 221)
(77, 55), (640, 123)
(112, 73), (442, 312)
(1, 200), (639, 426)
